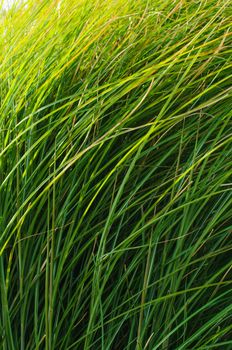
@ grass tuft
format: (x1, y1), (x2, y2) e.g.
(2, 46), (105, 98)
(0, 0), (232, 349)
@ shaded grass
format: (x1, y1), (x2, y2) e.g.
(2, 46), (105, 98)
(0, 0), (232, 349)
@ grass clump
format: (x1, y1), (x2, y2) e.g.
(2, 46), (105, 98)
(0, 0), (232, 349)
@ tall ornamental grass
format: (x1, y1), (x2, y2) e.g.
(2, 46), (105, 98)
(0, 0), (232, 349)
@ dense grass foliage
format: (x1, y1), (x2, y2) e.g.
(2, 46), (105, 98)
(0, 0), (232, 349)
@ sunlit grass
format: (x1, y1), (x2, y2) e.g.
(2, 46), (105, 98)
(0, 0), (232, 349)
